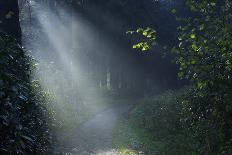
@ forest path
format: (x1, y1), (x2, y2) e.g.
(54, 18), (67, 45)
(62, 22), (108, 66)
(65, 99), (134, 155)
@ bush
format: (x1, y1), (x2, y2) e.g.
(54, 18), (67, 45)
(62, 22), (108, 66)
(0, 33), (54, 154)
(181, 89), (232, 154)
(129, 90), (198, 154)
(131, 90), (182, 138)
(129, 87), (232, 154)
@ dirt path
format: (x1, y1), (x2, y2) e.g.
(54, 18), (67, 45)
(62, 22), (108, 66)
(65, 103), (133, 155)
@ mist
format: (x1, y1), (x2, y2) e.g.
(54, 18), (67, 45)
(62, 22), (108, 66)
(0, 0), (229, 154)
(19, 0), (181, 154)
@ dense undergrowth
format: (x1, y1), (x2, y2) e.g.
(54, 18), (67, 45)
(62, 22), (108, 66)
(0, 33), (55, 154)
(116, 1), (232, 155)
(113, 88), (232, 155)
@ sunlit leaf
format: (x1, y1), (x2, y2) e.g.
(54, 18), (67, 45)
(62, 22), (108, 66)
(190, 34), (196, 39)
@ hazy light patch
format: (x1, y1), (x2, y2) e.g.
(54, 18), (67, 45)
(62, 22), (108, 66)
(19, 2), (133, 154)
(95, 149), (118, 155)
(21, 1), (118, 148)
(29, 2), (103, 99)
(118, 148), (144, 155)
(94, 148), (144, 155)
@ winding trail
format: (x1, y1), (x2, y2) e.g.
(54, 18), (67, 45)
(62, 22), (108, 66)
(65, 103), (133, 155)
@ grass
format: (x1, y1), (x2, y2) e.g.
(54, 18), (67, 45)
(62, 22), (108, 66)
(113, 90), (186, 155)
(113, 89), (206, 155)
(113, 119), (165, 155)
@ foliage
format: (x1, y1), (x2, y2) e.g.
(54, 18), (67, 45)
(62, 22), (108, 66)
(131, 91), (181, 137)
(129, 0), (232, 154)
(114, 90), (199, 155)
(174, 0), (232, 83)
(130, 90), (197, 155)
(0, 33), (54, 154)
(181, 89), (232, 154)
(173, 0), (232, 154)
(113, 119), (159, 155)
(127, 27), (156, 51)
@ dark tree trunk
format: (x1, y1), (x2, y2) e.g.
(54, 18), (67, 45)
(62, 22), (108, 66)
(0, 0), (21, 44)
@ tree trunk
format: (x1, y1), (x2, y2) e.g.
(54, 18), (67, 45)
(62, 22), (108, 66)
(0, 0), (21, 44)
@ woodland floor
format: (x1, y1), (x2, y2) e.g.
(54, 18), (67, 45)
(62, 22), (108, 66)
(62, 99), (135, 155)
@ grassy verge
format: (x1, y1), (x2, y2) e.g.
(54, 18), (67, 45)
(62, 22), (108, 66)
(113, 119), (165, 155)
(113, 89), (191, 155)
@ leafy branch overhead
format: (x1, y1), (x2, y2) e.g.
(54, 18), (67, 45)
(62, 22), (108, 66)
(127, 27), (156, 51)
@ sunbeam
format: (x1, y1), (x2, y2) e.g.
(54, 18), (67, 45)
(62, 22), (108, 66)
(21, 1), (120, 153)
(2, 0), (230, 154)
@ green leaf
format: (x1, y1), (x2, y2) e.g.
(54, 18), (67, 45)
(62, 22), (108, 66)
(136, 28), (143, 33)
(178, 72), (184, 78)
(171, 9), (177, 14)
(133, 45), (138, 49)
(191, 60), (196, 65)
(191, 43), (198, 51)
(210, 2), (216, 6)
(143, 31), (148, 36)
(199, 24), (205, 31)
(190, 34), (196, 39)
(142, 43), (150, 51)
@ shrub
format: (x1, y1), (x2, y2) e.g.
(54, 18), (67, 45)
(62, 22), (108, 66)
(130, 87), (232, 154)
(131, 90), (182, 138)
(0, 33), (54, 154)
(130, 90), (197, 154)
(181, 89), (232, 154)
